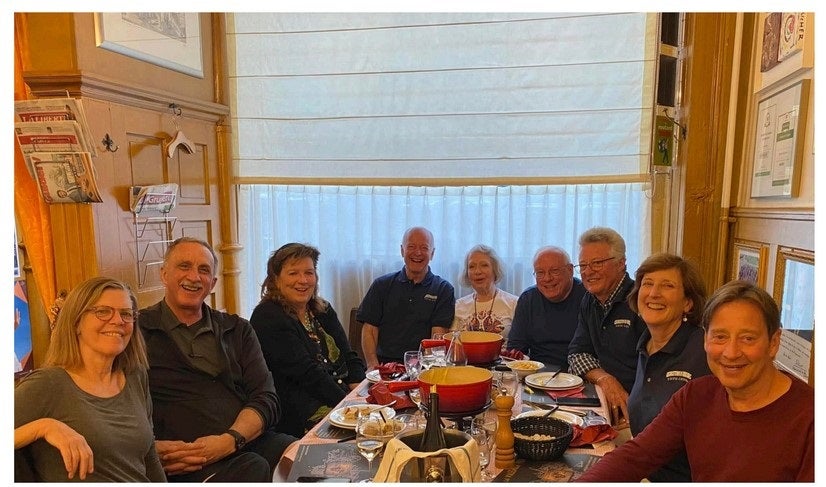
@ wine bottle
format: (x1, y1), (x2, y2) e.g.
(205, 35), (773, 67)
(418, 387), (450, 482)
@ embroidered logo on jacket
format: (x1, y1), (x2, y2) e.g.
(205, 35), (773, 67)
(613, 319), (631, 328)
(666, 370), (692, 382)
(424, 294), (438, 301)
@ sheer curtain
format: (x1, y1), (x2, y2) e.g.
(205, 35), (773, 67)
(238, 183), (650, 318)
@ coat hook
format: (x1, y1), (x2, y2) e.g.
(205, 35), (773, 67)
(169, 103), (183, 117)
(102, 133), (119, 152)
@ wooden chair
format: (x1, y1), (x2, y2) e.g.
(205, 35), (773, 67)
(348, 307), (365, 361)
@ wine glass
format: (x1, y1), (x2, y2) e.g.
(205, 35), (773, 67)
(403, 350), (421, 379)
(356, 412), (399, 481)
(418, 339), (446, 370)
(472, 416), (497, 479)
(468, 425), (492, 480)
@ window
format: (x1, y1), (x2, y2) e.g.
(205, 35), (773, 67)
(228, 13), (655, 316)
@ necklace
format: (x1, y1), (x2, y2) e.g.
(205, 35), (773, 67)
(473, 289), (498, 330)
(301, 310), (321, 344)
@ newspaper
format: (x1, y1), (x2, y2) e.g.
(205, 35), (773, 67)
(130, 184), (179, 214)
(13, 98), (104, 204)
(14, 98), (97, 156)
(28, 152), (103, 204)
(14, 121), (89, 156)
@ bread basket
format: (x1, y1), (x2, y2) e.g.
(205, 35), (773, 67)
(510, 415), (573, 461)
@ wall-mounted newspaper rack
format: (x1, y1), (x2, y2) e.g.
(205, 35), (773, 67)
(131, 184), (179, 287)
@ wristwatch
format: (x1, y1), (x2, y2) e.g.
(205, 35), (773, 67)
(226, 428), (246, 451)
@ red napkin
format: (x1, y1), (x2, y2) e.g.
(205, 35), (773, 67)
(569, 424), (618, 447)
(365, 381), (416, 410)
(545, 385), (586, 400)
(500, 348), (525, 360)
(377, 362), (406, 380)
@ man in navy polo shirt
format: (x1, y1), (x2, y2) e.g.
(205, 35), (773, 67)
(567, 227), (646, 426)
(357, 226), (455, 369)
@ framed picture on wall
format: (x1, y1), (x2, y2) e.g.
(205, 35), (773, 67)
(94, 13), (203, 78)
(731, 239), (768, 286)
(773, 246), (814, 385)
(750, 79), (810, 198)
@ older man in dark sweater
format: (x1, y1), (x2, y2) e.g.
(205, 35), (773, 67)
(140, 237), (296, 482)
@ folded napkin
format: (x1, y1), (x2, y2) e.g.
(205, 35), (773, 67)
(373, 435), (480, 482)
(545, 385), (586, 400)
(365, 381), (416, 410)
(377, 362), (406, 380)
(569, 424), (618, 447)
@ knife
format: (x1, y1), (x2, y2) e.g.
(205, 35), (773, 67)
(543, 369), (563, 386)
(524, 400), (587, 417)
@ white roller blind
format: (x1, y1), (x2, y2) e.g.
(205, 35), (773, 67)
(228, 12), (657, 181)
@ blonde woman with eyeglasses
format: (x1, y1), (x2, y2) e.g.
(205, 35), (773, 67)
(14, 277), (164, 482)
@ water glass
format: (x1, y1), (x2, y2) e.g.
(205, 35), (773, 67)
(403, 350), (421, 379)
(419, 340), (446, 370)
(496, 370), (518, 396)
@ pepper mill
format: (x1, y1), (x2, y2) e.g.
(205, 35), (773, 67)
(494, 388), (515, 469)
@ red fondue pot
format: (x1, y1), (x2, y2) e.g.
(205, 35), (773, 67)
(417, 366), (493, 414)
(459, 331), (503, 365)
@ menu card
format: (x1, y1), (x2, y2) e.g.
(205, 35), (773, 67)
(493, 452), (602, 482)
(286, 443), (372, 482)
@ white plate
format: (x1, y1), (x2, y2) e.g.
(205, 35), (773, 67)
(515, 409), (584, 427)
(328, 404), (396, 430)
(366, 370), (381, 383)
(525, 372), (584, 390)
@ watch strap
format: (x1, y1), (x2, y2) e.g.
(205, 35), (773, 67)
(226, 428), (246, 451)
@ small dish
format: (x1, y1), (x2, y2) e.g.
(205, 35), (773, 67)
(328, 404), (396, 430)
(504, 360), (545, 380)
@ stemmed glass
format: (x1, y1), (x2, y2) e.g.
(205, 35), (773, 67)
(403, 350), (421, 380)
(469, 416), (496, 480)
(356, 412), (399, 482)
(418, 338), (446, 371)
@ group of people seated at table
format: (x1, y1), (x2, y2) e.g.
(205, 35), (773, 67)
(14, 225), (813, 482)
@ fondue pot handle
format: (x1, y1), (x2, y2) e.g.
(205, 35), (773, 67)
(386, 381), (420, 393)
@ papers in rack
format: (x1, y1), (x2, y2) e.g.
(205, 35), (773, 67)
(130, 184), (179, 214)
(14, 98), (101, 204)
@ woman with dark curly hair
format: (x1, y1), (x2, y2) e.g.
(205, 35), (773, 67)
(250, 243), (366, 437)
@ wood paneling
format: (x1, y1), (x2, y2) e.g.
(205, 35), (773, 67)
(677, 13), (738, 290)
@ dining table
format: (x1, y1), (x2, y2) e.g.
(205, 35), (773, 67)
(272, 366), (629, 482)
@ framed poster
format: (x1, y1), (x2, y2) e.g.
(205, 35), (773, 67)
(94, 13), (203, 78)
(731, 239), (767, 286)
(750, 79), (810, 198)
(773, 246), (814, 385)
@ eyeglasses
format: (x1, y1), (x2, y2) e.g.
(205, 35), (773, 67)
(86, 306), (137, 323)
(533, 267), (569, 279)
(574, 257), (616, 273)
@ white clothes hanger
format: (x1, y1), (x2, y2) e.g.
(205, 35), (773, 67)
(165, 103), (195, 158)
(166, 130), (195, 158)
